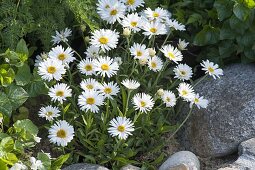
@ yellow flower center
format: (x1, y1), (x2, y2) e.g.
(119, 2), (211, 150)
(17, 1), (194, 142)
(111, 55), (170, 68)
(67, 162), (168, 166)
(208, 67), (214, 73)
(46, 111), (53, 116)
(166, 97), (171, 102)
(127, 0), (135, 5)
(56, 129), (67, 138)
(131, 21), (137, 27)
(153, 12), (159, 18)
(99, 36), (109, 44)
(140, 101), (146, 107)
(168, 52), (175, 59)
(86, 97), (95, 105)
(86, 84), (94, 89)
(47, 66), (56, 74)
(58, 53), (66, 61)
(56, 91), (64, 97)
(151, 62), (157, 68)
(110, 9), (118, 16)
(101, 64), (110, 71)
(104, 87), (112, 94)
(117, 125), (125, 132)
(150, 27), (157, 33)
(194, 98), (199, 103)
(136, 51), (142, 56)
(181, 90), (188, 96)
(85, 64), (93, 71)
(180, 71), (186, 76)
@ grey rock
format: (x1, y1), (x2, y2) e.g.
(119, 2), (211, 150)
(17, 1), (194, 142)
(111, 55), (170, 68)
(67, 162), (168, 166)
(169, 164), (189, 170)
(120, 164), (140, 170)
(181, 64), (255, 157)
(159, 151), (200, 170)
(62, 163), (109, 170)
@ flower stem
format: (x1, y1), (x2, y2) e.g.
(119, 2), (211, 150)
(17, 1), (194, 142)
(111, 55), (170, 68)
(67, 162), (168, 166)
(124, 90), (131, 116)
(64, 42), (83, 61)
(193, 74), (208, 87)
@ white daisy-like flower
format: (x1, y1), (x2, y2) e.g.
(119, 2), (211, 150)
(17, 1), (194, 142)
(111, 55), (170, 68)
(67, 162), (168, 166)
(49, 45), (75, 65)
(190, 93), (209, 109)
(35, 52), (48, 67)
(122, 13), (142, 32)
(78, 58), (96, 76)
(121, 79), (140, 90)
(142, 21), (167, 39)
(30, 157), (43, 170)
(177, 83), (195, 102)
(108, 116), (135, 140)
(48, 83), (72, 104)
(144, 7), (169, 22)
(99, 81), (120, 99)
(85, 45), (100, 59)
(121, 0), (144, 11)
(38, 105), (60, 121)
(94, 56), (119, 78)
(130, 43), (149, 60)
(132, 93), (154, 113)
(90, 29), (119, 52)
(80, 78), (100, 91)
(38, 58), (66, 81)
(98, 0), (126, 24)
(51, 28), (72, 45)
(166, 19), (186, 31)
(78, 90), (105, 113)
(48, 120), (74, 147)
(160, 44), (183, 63)
(174, 64), (193, 81)
(200, 60), (223, 79)
(177, 39), (189, 51)
(148, 56), (163, 72)
(10, 162), (27, 170)
(97, 0), (117, 11)
(162, 90), (176, 107)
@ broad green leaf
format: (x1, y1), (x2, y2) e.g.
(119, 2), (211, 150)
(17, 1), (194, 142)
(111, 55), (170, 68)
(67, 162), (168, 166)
(7, 85), (29, 110)
(37, 152), (51, 169)
(193, 25), (220, 46)
(0, 65), (15, 87)
(15, 64), (32, 86)
(25, 80), (47, 97)
(51, 154), (69, 170)
(220, 21), (236, 40)
(16, 39), (29, 57)
(214, 0), (234, 21)
(1, 153), (18, 165)
(186, 13), (203, 25)
(233, 3), (250, 21)
(0, 93), (12, 117)
(13, 119), (38, 137)
(0, 137), (14, 152)
(0, 159), (8, 170)
(219, 40), (236, 59)
(244, 0), (255, 8)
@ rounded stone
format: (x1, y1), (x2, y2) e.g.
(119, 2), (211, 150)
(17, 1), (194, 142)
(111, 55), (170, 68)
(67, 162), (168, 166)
(62, 163), (109, 170)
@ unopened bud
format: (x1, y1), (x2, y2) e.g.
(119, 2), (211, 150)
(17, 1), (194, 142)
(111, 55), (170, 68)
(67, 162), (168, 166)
(148, 48), (156, 57)
(157, 89), (164, 96)
(84, 36), (90, 43)
(123, 28), (131, 37)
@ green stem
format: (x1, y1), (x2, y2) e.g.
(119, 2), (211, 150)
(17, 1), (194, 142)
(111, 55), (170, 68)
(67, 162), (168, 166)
(152, 61), (169, 88)
(133, 112), (142, 123)
(124, 90), (131, 116)
(193, 74), (208, 87)
(64, 42), (83, 61)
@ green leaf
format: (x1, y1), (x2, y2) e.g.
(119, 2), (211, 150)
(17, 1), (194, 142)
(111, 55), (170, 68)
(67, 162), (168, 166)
(193, 25), (220, 46)
(214, 0), (234, 21)
(16, 39), (29, 57)
(25, 80), (47, 97)
(220, 21), (236, 40)
(7, 85), (29, 110)
(186, 13), (203, 25)
(1, 153), (18, 165)
(0, 92), (12, 117)
(233, 3), (250, 21)
(0, 137), (14, 153)
(37, 152), (51, 169)
(13, 119), (38, 137)
(51, 154), (70, 170)
(15, 64), (32, 86)
(244, 0), (255, 8)
(0, 159), (8, 170)
(0, 65), (15, 87)
(219, 40), (236, 59)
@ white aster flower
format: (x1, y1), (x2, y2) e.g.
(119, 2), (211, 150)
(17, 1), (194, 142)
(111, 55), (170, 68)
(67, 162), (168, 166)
(48, 120), (74, 147)
(48, 83), (72, 104)
(148, 56), (163, 72)
(97, 0), (126, 24)
(108, 116), (135, 140)
(78, 90), (105, 113)
(94, 56), (119, 78)
(121, 0), (144, 11)
(144, 7), (169, 22)
(10, 162), (27, 170)
(30, 157), (43, 170)
(133, 93), (154, 113)
(85, 45), (100, 59)
(97, 0), (117, 11)
(142, 21), (167, 39)
(51, 28), (72, 45)
(78, 58), (96, 76)
(200, 60), (223, 79)
(121, 79), (140, 90)
(174, 64), (193, 81)
(80, 78), (100, 91)
(177, 39), (189, 51)
(38, 58), (66, 81)
(130, 43), (149, 60)
(38, 105), (60, 121)
(35, 52), (48, 67)
(99, 81), (120, 99)
(177, 83), (195, 102)
(49, 45), (75, 65)
(160, 44), (183, 63)
(166, 19), (186, 31)
(122, 13), (142, 32)
(190, 93), (209, 109)
(162, 90), (176, 107)
(114, 57), (123, 65)
(91, 29), (119, 52)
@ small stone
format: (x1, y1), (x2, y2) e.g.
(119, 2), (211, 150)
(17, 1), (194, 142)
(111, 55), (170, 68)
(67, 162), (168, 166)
(62, 163), (109, 170)
(159, 151), (200, 170)
(120, 164), (140, 170)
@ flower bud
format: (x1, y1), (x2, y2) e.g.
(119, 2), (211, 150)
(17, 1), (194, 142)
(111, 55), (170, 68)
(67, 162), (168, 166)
(157, 89), (164, 97)
(148, 48), (156, 57)
(84, 36), (90, 43)
(123, 28), (131, 37)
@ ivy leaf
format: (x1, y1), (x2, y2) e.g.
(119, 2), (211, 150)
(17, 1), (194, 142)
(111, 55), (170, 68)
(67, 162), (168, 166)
(15, 64), (32, 86)
(0, 92), (12, 117)
(6, 85), (29, 110)
(13, 119), (38, 137)
(193, 25), (220, 46)
(233, 3), (250, 21)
